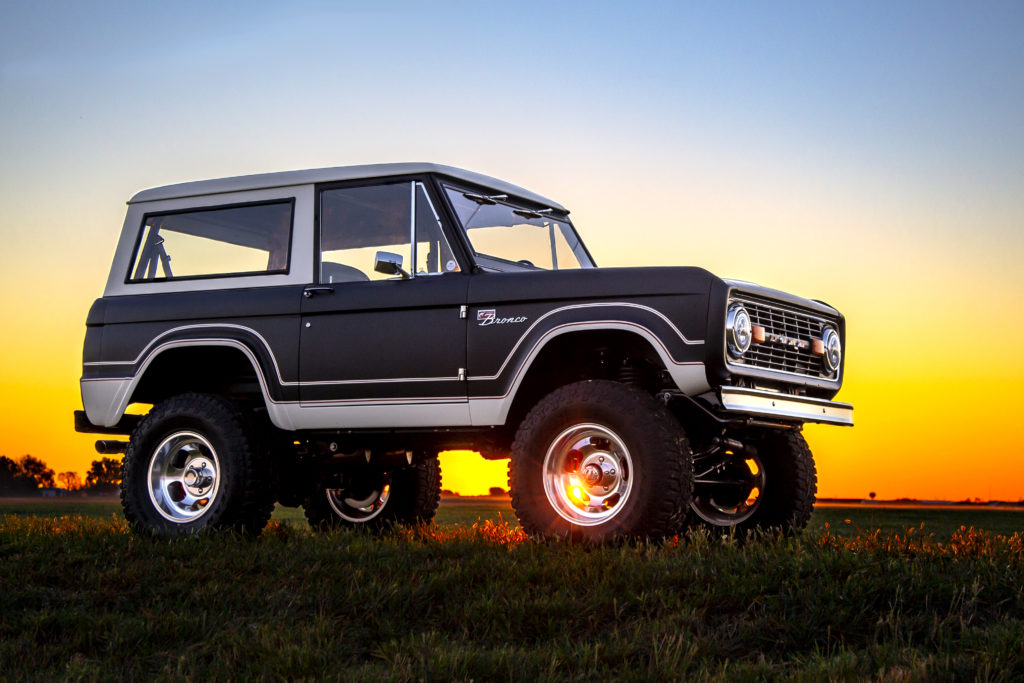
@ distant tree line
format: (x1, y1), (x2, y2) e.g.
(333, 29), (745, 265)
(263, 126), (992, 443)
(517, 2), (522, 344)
(0, 455), (121, 496)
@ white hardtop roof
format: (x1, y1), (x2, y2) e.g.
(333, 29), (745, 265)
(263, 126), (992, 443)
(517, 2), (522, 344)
(129, 162), (567, 212)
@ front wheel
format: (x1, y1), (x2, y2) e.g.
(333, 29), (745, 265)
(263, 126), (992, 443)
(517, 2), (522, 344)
(689, 429), (817, 534)
(509, 380), (692, 542)
(303, 453), (442, 531)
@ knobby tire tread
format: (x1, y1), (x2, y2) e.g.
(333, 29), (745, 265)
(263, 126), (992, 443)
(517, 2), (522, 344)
(121, 393), (274, 537)
(757, 430), (817, 532)
(687, 428), (817, 536)
(509, 380), (692, 541)
(303, 453), (442, 531)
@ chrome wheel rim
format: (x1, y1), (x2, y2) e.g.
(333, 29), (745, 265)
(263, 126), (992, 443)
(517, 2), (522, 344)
(542, 423), (633, 527)
(147, 431), (221, 523)
(691, 453), (765, 525)
(326, 477), (391, 523)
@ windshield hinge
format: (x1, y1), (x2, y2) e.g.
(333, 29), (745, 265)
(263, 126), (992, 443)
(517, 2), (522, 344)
(513, 207), (553, 219)
(463, 192), (508, 205)
(459, 305), (467, 319)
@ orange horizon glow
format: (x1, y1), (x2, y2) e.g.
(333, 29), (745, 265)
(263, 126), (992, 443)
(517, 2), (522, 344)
(2, 209), (1023, 502)
(2, 217), (1023, 502)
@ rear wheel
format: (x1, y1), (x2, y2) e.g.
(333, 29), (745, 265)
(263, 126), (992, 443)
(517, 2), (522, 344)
(689, 429), (816, 534)
(121, 393), (274, 536)
(303, 453), (441, 531)
(509, 380), (692, 542)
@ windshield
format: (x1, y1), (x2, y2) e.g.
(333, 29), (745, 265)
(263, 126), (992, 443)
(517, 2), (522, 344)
(444, 185), (593, 271)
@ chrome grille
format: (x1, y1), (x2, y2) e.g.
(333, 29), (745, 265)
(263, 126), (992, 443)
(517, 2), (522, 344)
(729, 295), (836, 379)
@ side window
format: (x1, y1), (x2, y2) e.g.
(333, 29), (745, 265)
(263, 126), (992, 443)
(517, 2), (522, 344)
(128, 201), (293, 282)
(319, 182), (459, 283)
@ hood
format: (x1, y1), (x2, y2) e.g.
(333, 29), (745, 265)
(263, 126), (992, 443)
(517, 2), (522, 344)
(722, 278), (840, 318)
(468, 266), (718, 305)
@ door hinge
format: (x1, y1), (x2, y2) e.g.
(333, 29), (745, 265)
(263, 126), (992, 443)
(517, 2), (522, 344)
(459, 305), (467, 319)
(458, 368), (466, 381)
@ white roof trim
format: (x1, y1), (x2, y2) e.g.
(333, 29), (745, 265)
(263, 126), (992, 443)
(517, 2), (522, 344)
(128, 163), (568, 212)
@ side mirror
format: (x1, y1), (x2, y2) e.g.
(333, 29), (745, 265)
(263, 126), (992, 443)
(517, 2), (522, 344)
(374, 251), (411, 280)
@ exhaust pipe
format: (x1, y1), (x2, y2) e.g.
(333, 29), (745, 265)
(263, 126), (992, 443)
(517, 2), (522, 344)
(95, 440), (128, 455)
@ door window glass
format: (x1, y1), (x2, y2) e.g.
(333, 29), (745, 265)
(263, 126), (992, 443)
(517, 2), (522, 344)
(319, 181), (458, 283)
(320, 183), (410, 282)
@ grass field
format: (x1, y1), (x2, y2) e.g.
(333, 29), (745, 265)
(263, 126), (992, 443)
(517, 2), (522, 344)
(2, 497), (1022, 680)
(4, 495), (1023, 537)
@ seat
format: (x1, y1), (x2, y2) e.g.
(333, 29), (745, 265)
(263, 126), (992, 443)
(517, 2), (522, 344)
(321, 261), (370, 284)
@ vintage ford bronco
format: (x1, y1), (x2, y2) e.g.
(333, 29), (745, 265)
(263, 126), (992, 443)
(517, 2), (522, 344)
(76, 163), (852, 540)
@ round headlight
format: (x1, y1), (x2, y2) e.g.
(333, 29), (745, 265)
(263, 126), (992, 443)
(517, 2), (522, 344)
(822, 326), (842, 373)
(726, 303), (752, 358)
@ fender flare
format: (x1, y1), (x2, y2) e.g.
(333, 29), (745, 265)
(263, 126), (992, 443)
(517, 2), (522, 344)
(468, 313), (709, 426)
(80, 325), (296, 430)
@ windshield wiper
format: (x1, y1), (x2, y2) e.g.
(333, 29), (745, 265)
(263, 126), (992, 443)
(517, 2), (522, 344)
(463, 192), (508, 205)
(512, 207), (553, 219)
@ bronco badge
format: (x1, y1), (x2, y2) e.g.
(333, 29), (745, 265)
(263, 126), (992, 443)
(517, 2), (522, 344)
(477, 309), (528, 327)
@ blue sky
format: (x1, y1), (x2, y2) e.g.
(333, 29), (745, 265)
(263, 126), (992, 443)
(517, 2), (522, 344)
(4, 2), (1021, 190)
(4, 2), (1021, 267)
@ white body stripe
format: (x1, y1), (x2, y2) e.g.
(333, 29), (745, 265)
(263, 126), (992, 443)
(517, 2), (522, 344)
(84, 324), (459, 387)
(469, 301), (702, 382)
(86, 302), (702, 390)
(85, 326), (293, 383)
(82, 338), (291, 428)
(82, 305), (708, 431)
(469, 320), (708, 425)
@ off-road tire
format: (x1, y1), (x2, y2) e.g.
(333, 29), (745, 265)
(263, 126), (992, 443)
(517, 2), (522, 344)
(121, 393), (275, 537)
(303, 453), (442, 531)
(689, 429), (817, 535)
(509, 380), (692, 542)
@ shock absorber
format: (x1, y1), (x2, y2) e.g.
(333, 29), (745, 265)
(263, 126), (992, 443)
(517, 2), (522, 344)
(616, 359), (642, 386)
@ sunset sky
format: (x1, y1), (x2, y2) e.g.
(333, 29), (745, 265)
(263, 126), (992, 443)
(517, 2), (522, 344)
(1, 1), (1022, 500)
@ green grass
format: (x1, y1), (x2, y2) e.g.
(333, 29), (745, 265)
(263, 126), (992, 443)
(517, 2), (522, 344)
(810, 505), (1024, 538)
(0, 496), (514, 527)
(4, 495), (1023, 537)
(2, 500), (1023, 680)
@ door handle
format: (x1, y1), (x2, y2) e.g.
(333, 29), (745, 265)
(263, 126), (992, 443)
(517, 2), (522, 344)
(303, 286), (334, 298)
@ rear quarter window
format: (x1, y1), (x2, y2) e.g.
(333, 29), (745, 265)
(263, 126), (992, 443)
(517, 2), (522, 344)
(127, 200), (294, 282)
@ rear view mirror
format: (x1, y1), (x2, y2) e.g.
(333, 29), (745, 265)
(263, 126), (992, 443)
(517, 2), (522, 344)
(374, 251), (410, 280)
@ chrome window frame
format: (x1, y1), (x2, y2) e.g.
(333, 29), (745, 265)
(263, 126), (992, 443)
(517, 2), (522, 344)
(413, 181), (458, 276)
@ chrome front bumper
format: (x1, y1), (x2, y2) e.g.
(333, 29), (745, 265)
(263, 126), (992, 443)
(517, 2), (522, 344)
(719, 386), (854, 426)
